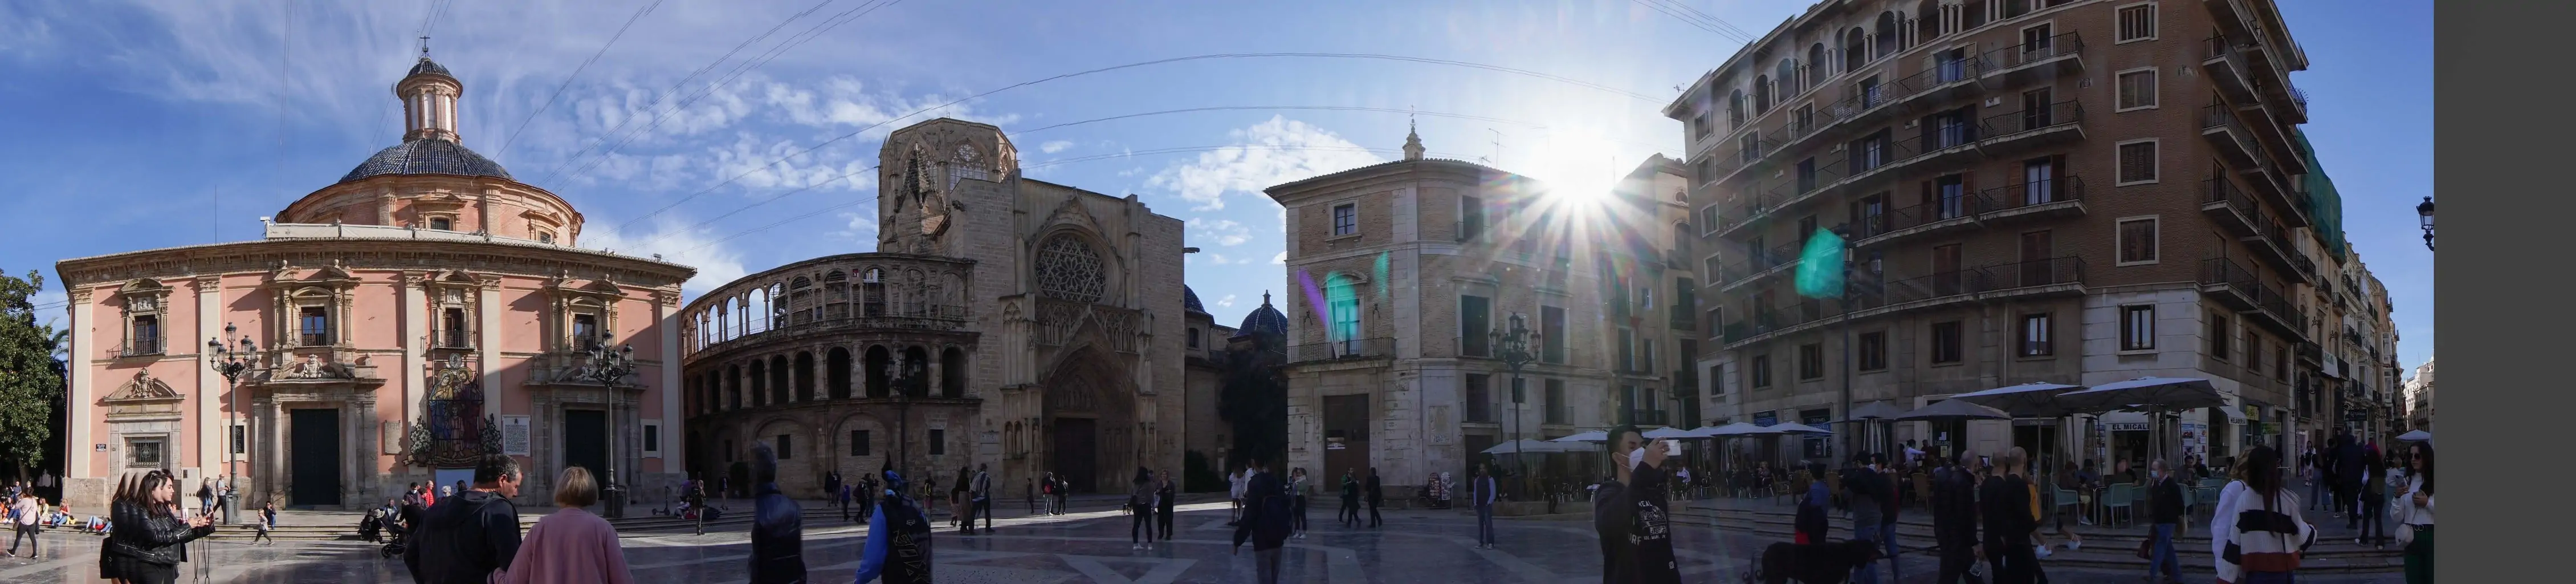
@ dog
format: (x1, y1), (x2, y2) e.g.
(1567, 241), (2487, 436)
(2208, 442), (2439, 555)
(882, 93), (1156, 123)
(1749, 539), (1885, 584)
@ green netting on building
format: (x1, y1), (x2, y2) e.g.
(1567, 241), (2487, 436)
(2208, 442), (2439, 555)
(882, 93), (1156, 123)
(2294, 128), (2347, 257)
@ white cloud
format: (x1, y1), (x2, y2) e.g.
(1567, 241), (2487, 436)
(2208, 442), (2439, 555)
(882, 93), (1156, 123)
(1040, 140), (1074, 154)
(1147, 116), (1384, 211)
(836, 208), (884, 248)
(577, 216), (748, 295)
(1272, 251), (1287, 264)
(1185, 217), (1252, 246)
(1208, 253), (1233, 265)
(1215, 294), (1237, 309)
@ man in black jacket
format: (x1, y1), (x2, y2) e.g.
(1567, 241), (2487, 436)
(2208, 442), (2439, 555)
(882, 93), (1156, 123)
(1232, 459), (1292, 584)
(2146, 459), (2186, 583)
(1978, 449), (2037, 584)
(403, 454), (523, 584)
(1363, 468), (1383, 528)
(2335, 429), (2366, 526)
(1930, 456), (1984, 584)
(1593, 425), (1682, 584)
(748, 441), (807, 584)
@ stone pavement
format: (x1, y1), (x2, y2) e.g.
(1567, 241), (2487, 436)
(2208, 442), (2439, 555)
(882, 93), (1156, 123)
(0, 498), (2410, 583)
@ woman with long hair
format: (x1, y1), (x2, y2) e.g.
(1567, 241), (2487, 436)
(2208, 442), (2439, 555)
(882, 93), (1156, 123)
(2397, 442), (2435, 584)
(490, 467), (636, 584)
(1128, 467), (1157, 550)
(99, 470), (216, 584)
(2212, 446), (2315, 584)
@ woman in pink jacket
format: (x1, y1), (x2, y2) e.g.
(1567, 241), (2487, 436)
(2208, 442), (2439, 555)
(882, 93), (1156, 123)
(490, 467), (634, 584)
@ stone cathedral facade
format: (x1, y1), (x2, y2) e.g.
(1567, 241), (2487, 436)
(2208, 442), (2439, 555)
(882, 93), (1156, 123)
(679, 119), (1192, 495)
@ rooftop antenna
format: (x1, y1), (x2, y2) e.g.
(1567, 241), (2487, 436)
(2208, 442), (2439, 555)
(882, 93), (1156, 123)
(1487, 128), (1503, 167)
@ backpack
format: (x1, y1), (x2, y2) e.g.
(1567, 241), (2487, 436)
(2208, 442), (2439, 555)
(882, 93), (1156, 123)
(876, 494), (936, 584)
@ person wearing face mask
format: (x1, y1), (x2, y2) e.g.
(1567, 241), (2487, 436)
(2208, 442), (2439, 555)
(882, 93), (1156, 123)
(2144, 459), (2186, 583)
(1592, 424), (1682, 584)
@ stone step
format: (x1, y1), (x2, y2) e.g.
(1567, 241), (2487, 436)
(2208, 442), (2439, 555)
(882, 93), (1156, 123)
(1670, 512), (2400, 574)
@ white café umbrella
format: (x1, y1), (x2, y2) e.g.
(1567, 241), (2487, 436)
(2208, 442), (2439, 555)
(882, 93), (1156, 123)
(2056, 377), (2226, 464)
(1550, 430), (1611, 444)
(1837, 401), (1913, 456)
(1947, 382), (2087, 472)
(1893, 399), (2013, 421)
(2395, 429), (2433, 443)
(1482, 439), (1563, 455)
(1641, 427), (1705, 440)
(1766, 422), (1833, 435)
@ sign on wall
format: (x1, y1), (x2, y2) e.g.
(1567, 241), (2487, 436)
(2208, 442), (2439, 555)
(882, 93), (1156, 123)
(500, 415), (532, 456)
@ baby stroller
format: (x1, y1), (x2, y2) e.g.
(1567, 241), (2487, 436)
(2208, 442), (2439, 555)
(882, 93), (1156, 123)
(379, 524), (407, 558)
(358, 512), (382, 543)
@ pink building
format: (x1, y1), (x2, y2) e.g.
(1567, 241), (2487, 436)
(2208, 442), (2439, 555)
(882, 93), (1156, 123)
(51, 57), (695, 510)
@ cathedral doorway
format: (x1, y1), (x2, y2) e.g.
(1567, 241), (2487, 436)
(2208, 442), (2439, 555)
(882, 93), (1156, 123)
(288, 408), (343, 507)
(1039, 344), (1132, 493)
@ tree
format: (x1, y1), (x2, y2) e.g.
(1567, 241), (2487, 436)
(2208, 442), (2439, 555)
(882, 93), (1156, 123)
(1216, 336), (1287, 471)
(0, 270), (64, 478)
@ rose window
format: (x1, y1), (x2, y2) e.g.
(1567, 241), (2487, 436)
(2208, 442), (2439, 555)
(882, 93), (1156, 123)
(1035, 234), (1106, 303)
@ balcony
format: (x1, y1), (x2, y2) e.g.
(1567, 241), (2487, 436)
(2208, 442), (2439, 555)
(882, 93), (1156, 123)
(2242, 282), (2307, 339)
(1976, 99), (2086, 156)
(1715, 240), (1803, 294)
(2205, 0), (2253, 39)
(2241, 164), (2308, 228)
(2297, 340), (2324, 366)
(1703, 58), (1996, 190)
(1979, 174), (2088, 223)
(2203, 35), (2259, 104)
(1723, 257), (2085, 350)
(2237, 103), (2308, 175)
(1975, 256), (2089, 295)
(1854, 175), (2086, 249)
(2202, 176), (2267, 237)
(2202, 105), (2264, 169)
(1722, 302), (1844, 345)
(1289, 338), (1395, 363)
(2199, 257), (2261, 311)
(113, 339), (165, 359)
(2243, 213), (2309, 284)
(2243, 40), (2311, 125)
(1978, 31), (2086, 88)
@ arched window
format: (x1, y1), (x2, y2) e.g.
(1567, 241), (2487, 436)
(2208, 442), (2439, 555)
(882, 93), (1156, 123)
(1753, 74), (1774, 113)
(864, 346), (891, 398)
(941, 347), (967, 398)
(726, 366), (743, 410)
(1808, 43), (1829, 80)
(1917, 0), (1943, 39)
(1727, 90), (1747, 128)
(769, 355), (790, 404)
(1776, 59), (1800, 96)
(902, 347), (931, 398)
(1844, 27), (1868, 72)
(789, 277), (814, 325)
(862, 269), (885, 317)
(794, 351), (816, 402)
(828, 347), (853, 399)
(824, 271), (850, 319)
(1876, 12), (1901, 59)
(744, 361), (764, 407)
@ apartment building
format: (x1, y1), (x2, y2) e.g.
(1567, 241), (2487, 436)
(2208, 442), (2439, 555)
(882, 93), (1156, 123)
(1265, 128), (1689, 491)
(1668, 0), (2335, 465)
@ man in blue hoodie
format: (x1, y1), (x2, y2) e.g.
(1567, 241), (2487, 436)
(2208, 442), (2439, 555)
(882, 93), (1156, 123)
(748, 442), (806, 584)
(854, 463), (934, 584)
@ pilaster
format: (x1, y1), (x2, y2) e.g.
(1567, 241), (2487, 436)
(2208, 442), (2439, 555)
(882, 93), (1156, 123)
(479, 278), (503, 412)
(67, 287), (92, 477)
(194, 275), (222, 476)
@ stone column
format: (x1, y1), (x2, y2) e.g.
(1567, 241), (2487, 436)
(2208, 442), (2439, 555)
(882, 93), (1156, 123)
(68, 288), (93, 480)
(194, 276), (222, 479)
(479, 278), (503, 415)
(657, 288), (683, 473)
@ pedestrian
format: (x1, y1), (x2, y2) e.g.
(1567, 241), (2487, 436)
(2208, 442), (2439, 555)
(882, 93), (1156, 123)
(963, 464), (992, 534)
(1040, 473), (1057, 515)
(98, 470), (217, 584)
(686, 482), (709, 535)
(1052, 474), (1069, 514)
(1128, 467), (1158, 550)
(1156, 470), (1177, 540)
(2051, 460), (2086, 546)
(404, 454), (526, 584)
(2144, 459), (2185, 583)
(487, 467), (636, 584)
(1929, 456), (1984, 584)
(743, 442), (807, 584)
(250, 501), (276, 545)
(2335, 431), (2365, 525)
(2307, 441), (2329, 512)
(825, 469), (843, 514)
(1025, 477), (1037, 516)
(192, 480), (213, 520)
(1471, 463), (1499, 549)
(1287, 468), (1309, 540)
(851, 462), (935, 584)
(1978, 448), (2039, 584)
(2214, 445), (2314, 584)
(1230, 459), (1292, 584)
(2358, 444), (2387, 548)
(6, 490), (39, 558)
(1795, 461), (1830, 545)
(1364, 468), (1383, 528)
(1338, 470), (1359, 528)
(1592, 425), (1681, 584)
(1226, 467), (1246, 526)
(841, 482), (855, 522)
(2395, 442), (2434, 584)
(1845, 453), (1891, 584)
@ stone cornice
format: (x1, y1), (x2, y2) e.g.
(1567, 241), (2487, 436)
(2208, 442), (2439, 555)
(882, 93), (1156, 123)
(54, 237), (694, 291)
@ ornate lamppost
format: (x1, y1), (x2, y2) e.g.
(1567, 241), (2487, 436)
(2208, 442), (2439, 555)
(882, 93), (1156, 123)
(891, 352), (927, 478)
(205, 324), (256, 525)
(2416, 196), (2435, 252)
(580, 336), (635, 518)
(1488, 313), (1539, 481)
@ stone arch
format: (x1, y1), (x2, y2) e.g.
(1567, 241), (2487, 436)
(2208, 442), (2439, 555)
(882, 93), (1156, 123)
(794, 351), (816, 402)
(768, 354), (790, 404)
(827, 346), (853, 399)
(833, 413), (890, 476)
(900, 346), (930, 398)
(865, 345), (892, 398)
(750, 416), (816, 492)
(745, 360), (765, 407)
(1037, 343), (1136, 492)
(940, 346), (967, 398)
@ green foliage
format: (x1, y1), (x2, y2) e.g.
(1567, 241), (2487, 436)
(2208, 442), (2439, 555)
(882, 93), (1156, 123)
(1181, 450), (1223, 493)
(0, 270), (63, 473)
(1216, 339), (1288, 471)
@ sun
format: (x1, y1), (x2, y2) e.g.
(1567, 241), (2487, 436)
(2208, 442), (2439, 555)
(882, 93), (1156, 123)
(1515, 129), (1624, 205)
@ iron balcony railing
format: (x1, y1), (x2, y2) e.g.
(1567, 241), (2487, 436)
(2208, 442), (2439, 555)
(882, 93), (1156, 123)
(1864, 189), (1986, 241)
(1982, 174), (2087, 214)
(1717, 240), (1804, 286)
(2298, 341), (2324, 364)
(1289, 338), (1395, 363)
(115, 339), (164, 358)
(1980, 256), (2087, 291)
(1979, 31), (2085, 72)
(2203, 104), (2269, 164)
(2200, 256), (2262, 309)
(2204, 176), (2269, 234)
(1979, 99), (2084, 141)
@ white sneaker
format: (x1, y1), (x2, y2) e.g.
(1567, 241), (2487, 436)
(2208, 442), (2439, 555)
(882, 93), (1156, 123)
(2068, 540), (2082, 550)
(2036, 545), (2053, 558)
(1131, 544), (1142, 550)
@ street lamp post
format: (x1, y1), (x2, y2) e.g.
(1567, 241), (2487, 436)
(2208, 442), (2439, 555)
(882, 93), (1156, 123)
(1488, 313), (1540, 482)
(205, 324), (256, 525)
(2416, 196), (2435, 252)
(580, 336), (637, 518)
(892, 354), (924, 478)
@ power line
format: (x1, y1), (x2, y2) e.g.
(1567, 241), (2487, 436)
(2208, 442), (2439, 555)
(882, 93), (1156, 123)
(613, 52), (1663, 233)
(496, 0), (666, 160)
(1012, 106), (1545, 136)
(536, 0), (845, 184)
(1630, 0), (1755, 44)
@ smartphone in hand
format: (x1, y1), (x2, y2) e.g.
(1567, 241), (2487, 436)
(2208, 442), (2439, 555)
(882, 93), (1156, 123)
(1663, 439), (1683, 457)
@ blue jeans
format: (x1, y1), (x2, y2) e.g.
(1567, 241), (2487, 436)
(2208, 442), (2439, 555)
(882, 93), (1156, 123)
(1880, 521), (1902, 583)
(2148, 523), (2180, 580)
(1852, 521), (1884, 584)
(1475, 504), (1496, 545)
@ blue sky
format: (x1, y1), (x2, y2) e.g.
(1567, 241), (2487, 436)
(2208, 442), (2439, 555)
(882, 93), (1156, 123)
(0, 0), (2429, 373)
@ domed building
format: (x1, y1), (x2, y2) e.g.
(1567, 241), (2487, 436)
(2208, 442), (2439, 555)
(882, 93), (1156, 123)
(53, 56), (695, 509)
(679, 118), (1257, 494)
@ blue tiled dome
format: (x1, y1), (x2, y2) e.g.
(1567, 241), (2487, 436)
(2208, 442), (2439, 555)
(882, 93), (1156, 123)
(407, 58), (453, 79)
(339, 137), (512, 185)
(1237, 291), (1287, 337)
(1183, 286), (1207, 314)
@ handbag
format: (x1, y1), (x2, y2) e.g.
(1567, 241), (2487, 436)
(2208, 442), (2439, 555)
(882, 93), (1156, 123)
(2135, 538), (2153, 559)
(2391, 492), (2417, 546)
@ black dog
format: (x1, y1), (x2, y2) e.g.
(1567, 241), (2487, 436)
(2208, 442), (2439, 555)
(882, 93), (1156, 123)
(1750, 539), (1885, 584)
